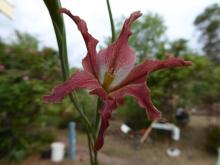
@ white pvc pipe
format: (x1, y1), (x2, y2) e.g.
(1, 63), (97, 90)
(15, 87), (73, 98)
(152, 122), (180, 141)
(172, 127), (180, 141)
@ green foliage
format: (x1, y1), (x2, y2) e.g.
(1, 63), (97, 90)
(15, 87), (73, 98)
(205, 125), (220, 154)
(181, 55), (220, 106)
(0, 32), (65, 161)
(129, 13), (166, 62)
(12, 31), (39, 50)
(194, 3), (220, 62)
(168, 39), (188, 56)
(58, 89), (97, 130)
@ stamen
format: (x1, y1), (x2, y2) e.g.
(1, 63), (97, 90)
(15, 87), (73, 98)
(102, 72), (114, 91)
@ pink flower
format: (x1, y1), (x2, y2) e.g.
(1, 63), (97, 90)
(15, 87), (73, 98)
(44, 8), (192, 150)
(0, 64), (5, 72)
(22, 75), (29, 81)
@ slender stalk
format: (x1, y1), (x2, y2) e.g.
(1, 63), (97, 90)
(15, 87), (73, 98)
(69, 93), (92, 129)
(86, 127), (94, 165)
(95, 98), (102, 136)
(92, 97), (103, 165)
(93, 154), (99, 165)
(43, 0), (69, 80)
(106, 0), (116, 42)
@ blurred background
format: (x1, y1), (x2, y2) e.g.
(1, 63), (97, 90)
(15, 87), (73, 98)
(0, 0), (220, 165)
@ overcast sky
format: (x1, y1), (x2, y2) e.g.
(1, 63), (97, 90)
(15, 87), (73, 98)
(0, 0), (219, 67)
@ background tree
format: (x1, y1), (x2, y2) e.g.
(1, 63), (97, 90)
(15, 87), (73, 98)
(194, 3), (220, 62)
(129, 13), (167, 62)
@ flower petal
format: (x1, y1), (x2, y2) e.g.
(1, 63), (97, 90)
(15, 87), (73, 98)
(109, 84), (161, 120)
(115, 56), (192, 88)
(43, 71), (105, 102)
(60, 8), (98, 78)
(95, 99), (118, 150)
(97, 11), (142, 85)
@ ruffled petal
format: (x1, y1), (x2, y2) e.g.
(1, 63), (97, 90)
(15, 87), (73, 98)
(43, 70), (105, 102)
(109, 84), (161, 120)
(95, 99), (118, 150)
(97, 11), (142, 86)
(115, 56), (192, 88)
(60, 8), (98, 78)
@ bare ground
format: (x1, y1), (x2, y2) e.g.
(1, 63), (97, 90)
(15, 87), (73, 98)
(1, 116), (218, 165)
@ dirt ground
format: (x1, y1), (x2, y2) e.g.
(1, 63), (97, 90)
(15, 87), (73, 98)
(1, 115), (219, 165)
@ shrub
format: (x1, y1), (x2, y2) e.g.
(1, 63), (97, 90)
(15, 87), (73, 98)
(205, 125), (220, 154)
(0, 32), (64, 161)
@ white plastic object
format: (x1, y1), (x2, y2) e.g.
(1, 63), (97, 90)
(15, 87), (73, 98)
(152, 122), (180, 141)
(51, 142), (65, 162)
(172, 127), (180, 141)
(166, 148), (181, 157)
(120, 123), (131, 134)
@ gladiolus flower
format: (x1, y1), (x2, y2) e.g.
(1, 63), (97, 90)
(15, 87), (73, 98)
(44, 8), (192, 150)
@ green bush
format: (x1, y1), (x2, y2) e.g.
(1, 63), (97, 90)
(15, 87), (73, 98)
(0, 32), (65, 161)
(205, 125), (220, 154)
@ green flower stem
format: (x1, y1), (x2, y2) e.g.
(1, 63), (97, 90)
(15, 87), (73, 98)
(95, 98), (102, 136)
(69, 93), (92, 129)
(43, 0), (69, 80)
(93, 153), (99, 165)
(86, 126), (94, 165)
(92, 98), (103, 165)
(106, 0), (116, 42)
